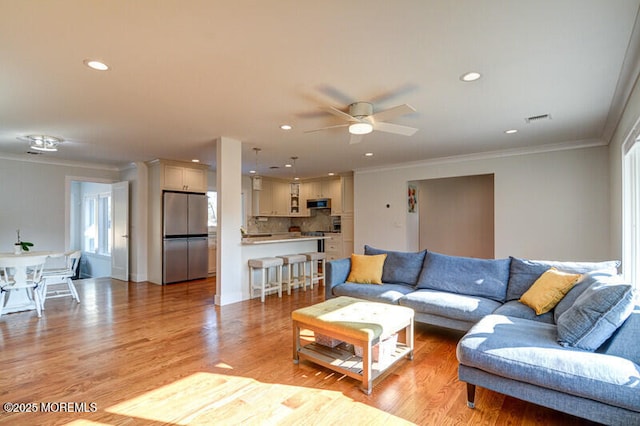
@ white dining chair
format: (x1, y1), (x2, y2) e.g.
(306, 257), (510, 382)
(0, 256), (46, 318)
(40, 250), (81, 308)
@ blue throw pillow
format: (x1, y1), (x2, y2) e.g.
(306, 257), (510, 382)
(556, 278), (635, 351)
(554, 270), (617, 323)
(506, 257), (620, 301)
(415, 251), (510, 302)
(364, 245), (426, 286)
(597, 306), (640, 366)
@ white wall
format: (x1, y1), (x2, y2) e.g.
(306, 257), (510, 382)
(355, 145), (611, 262)
(0, 157), (119, 254)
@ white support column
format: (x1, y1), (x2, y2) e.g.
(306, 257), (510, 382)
(215, 137), (243, 306)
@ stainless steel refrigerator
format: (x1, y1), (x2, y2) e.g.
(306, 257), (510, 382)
(162, 191), (209, 284)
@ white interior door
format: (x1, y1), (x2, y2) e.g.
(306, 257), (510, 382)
(111, 181), (129, 281)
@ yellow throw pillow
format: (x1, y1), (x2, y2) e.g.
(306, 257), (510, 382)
(347, 254), (387, 284)
(520, 268), (582, 315)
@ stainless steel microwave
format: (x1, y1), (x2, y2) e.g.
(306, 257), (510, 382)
(307, 198), (331, 209)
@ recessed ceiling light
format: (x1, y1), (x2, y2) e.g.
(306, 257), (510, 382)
(280, 124), (292, 130)
(191, 159), (200, 163)
(364, 152), (374, 157)
(249, 170), (256, 174)
(328, 172), (335, 176)
(504, 129), (518, 134)
(84, 59), (109, 71)
(460, 71), (481, 82)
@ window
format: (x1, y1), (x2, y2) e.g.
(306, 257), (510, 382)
(623, 135), (640, 290)
(207, 191), (217, 229)
(83, 192), (112, 255)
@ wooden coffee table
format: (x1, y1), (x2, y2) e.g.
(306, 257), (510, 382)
(292, 296), (414, 394)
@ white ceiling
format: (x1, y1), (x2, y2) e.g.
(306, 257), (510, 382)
(2, 1), (640, 179)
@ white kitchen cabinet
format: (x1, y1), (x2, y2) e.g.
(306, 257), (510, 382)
(160, 161), (208, 192)
(340, 213), (354, 257)
(253, 178), (292, 216)
(324, 232), (344, 261)
(302, 177), (342, 214)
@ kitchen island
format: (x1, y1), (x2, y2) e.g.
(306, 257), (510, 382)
(241, 233), (329, 301)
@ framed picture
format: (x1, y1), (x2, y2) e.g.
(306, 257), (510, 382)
(408, 184), (417, 213)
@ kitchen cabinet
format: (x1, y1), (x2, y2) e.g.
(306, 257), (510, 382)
(253, 178), (292, 216)
(302, 177), (341, 215)
(208, 237), (216, 275)
(324, 232), (344, 261)
(159, 161), (208, 192)
(341, 213), (354, 257)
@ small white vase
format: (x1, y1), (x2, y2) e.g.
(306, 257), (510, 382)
(14, 244), (22, 255)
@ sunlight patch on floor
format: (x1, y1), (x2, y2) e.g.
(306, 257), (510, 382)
(96, 371), (415, 425)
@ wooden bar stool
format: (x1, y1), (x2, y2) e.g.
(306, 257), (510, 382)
(248, 257), (283, 302)
(277, 254), (309, 295)
(302, 252), (326, 288)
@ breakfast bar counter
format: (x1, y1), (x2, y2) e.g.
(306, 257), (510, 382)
(240, 234), (328, 301)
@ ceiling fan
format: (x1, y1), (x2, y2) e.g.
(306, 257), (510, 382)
(306, 101), (418, 144)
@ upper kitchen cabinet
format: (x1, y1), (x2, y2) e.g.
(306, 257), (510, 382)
(155, 160), (208, 192)
(303, 177), (341, 214)
(253, 178), (291, 216)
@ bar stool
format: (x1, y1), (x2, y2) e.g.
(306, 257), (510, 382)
(248, 257), (283, 302)
(277, 254), (309, 295)
(302, 251), (326, 288)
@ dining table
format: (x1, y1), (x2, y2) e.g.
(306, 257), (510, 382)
(0, 250), (61, 315)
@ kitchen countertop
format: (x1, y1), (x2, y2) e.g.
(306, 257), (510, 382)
(241, 234), (329, 245)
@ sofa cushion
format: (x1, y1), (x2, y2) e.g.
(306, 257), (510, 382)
(506, 257), (620, 301)
(557, 279), (635, 351)
(332, 282), (413, 304)
(457, 314), (640, 412)
(364, 245), (426, 286)
(493, 300), (555, 324)
(346, 254), (387, 284)
(519, 268), (581, 315)
(598, 306), (640, 366)
(415, 251), (510, 302)
(398, 289), (502, 323)
(554, 270), (618, 323)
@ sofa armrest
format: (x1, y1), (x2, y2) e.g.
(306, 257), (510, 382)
(325, 257), (351, 299)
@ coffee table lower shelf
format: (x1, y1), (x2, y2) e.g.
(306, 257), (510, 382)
(296, 341), (413, 393)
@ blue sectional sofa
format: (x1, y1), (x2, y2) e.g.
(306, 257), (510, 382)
(325, 246), (639, 425)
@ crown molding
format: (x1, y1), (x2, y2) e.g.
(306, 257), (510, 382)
(355, 138), (606, 175)
(0, 151), (121, 172)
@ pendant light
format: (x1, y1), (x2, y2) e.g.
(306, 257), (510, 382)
(290, 156), (300, 195)
(251, 148), (262, 190)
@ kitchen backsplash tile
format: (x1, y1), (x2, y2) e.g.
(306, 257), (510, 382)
(247, 209), (334, 234)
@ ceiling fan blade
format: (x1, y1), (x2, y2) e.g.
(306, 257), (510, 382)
(370, 104), (416, 123)
(349, 134), (364, 144)
(324, 106), (359, 122)
(373, 121), (419, 136)
(304, 123), (349, 133)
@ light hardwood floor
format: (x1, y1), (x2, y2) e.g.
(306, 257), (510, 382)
(0, 277), (597, 425)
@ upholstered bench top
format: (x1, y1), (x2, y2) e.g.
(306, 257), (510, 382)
(303, 252), (326, 261)
(292, 296), (414, 342)
(278, 254), (307, 264)
(248, 257), (284, 268)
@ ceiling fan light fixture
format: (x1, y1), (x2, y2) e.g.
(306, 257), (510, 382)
(349, 122), (373, 135)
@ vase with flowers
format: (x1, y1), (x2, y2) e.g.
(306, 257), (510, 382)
(14, 230), (33, 255)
